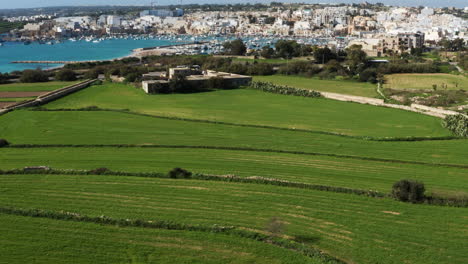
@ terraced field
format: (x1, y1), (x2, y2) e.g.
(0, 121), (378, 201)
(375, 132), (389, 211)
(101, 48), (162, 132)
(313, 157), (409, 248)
(0, 175), (467, 264)
(253, 75), (379, 97)
(0, 214), (315, 264)
(44, 82), (449, 137)
(384, 74), (467, 91)
(0, 81), (466, 263)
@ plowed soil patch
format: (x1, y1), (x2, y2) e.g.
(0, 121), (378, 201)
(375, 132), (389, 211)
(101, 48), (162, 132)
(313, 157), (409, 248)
(0, 91), (47, 98)
(0, 102), (17, 108)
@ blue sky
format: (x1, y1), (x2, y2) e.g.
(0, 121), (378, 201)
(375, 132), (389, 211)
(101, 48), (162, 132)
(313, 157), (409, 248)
(1, 0), (466, 9)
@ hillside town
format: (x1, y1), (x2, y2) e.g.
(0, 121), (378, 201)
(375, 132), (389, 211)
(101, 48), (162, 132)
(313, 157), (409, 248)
(1, 3), (467, 56)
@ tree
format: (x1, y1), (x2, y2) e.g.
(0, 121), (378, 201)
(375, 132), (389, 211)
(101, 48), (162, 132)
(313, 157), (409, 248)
(0, 139), (9, 147)
(223, 39), (247, 56)
(313, 47), (337, 64)
(346, 44), (367, 74)
(260, 45), (275, 59)
(264, 17), (276, 24)
(55, 69), (77, 81)
(410, 47), (423, 57)
(392, 180), (426, 203)
(275, 40), (301, 59)
(20, 69), (48, 83)
(168, 168), (192, 179)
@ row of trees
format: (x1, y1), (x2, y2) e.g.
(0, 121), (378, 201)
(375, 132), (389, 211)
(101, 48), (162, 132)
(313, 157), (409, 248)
(18, 69), (77, 83)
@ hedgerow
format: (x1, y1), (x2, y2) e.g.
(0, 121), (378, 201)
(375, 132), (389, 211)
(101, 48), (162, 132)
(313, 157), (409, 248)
(250, 81), (322, 97)
(443, 114), (468, 137)
(0, 206), (344, 264)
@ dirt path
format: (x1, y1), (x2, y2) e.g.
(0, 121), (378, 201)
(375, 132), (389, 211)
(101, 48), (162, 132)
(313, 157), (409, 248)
(320, 91), (462, 118)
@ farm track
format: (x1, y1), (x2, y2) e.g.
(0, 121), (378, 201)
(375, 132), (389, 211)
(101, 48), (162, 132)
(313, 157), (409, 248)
(31, 108), (461, 142)
(7, 143), (468, 169)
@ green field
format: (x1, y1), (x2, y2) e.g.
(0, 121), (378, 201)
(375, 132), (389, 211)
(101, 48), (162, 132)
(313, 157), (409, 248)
(0, 214), (315, 264)
(0, 110), (466, 164)
(254, 75), (379, 97)
(0, 80), (467, 263)
(1, 147), (466, 195)
(0, 81), (79, 92)
(43, 82), (449, 137)
(0, 174), (466, 264)
(384, 74), (468, 90)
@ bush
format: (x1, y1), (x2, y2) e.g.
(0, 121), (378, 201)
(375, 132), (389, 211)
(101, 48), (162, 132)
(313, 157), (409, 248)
(359, 68), (378, 83)
(0, 139), (9, 147)
(124, 72), (140, 83)
(55, 69), (77, 81)
(90, 168), (110, 175)
(251, 81), (321, 97)
(20, 69), (48, 83)
(83, 69), (100, 79)
(277, 61), (321, 76)
(392, 180), (425, 203)
(168, 168), (192, 179)
(443, 114), (468, 137)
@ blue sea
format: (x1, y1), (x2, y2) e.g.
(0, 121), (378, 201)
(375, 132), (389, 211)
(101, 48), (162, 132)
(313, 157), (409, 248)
(0, 38), (180, 73)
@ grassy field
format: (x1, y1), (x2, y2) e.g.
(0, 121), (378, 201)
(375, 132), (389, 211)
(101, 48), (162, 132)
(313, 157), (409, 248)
(0, 81), (79, 92)
(1, 147), (467, 195)
(384, 74), (468, 90)
(0, 110), (467, 165)
(0, 214), (316, 264)
(43, 82), (449, 138)
(0, 174), (466, 264)
(254, 75), (379, 97)
(1, 80), (467, 263)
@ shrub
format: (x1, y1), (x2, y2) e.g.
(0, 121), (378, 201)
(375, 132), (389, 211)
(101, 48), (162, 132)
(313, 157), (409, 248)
(443, 114), (468, 137)
(90, 168), (110, 175)
(0, 139), (9, 147)
(20, 69), (48, 83)
(359, 68), (377, 83)
(168, 168), (192, 179)
(83, 69), (100, 79)
(265, 217), (285, 238)
(250, 81), (321, 98)
(55, 69), (77, 81)
(392, 180), (425, 203)
(124, 72), (140, 83)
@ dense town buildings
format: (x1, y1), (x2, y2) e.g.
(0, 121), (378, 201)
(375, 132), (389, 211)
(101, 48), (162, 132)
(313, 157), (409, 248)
(2, 3), (467, 54)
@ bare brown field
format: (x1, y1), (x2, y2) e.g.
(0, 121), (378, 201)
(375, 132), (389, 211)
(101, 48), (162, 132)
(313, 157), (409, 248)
(0, 91), (47, 98)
